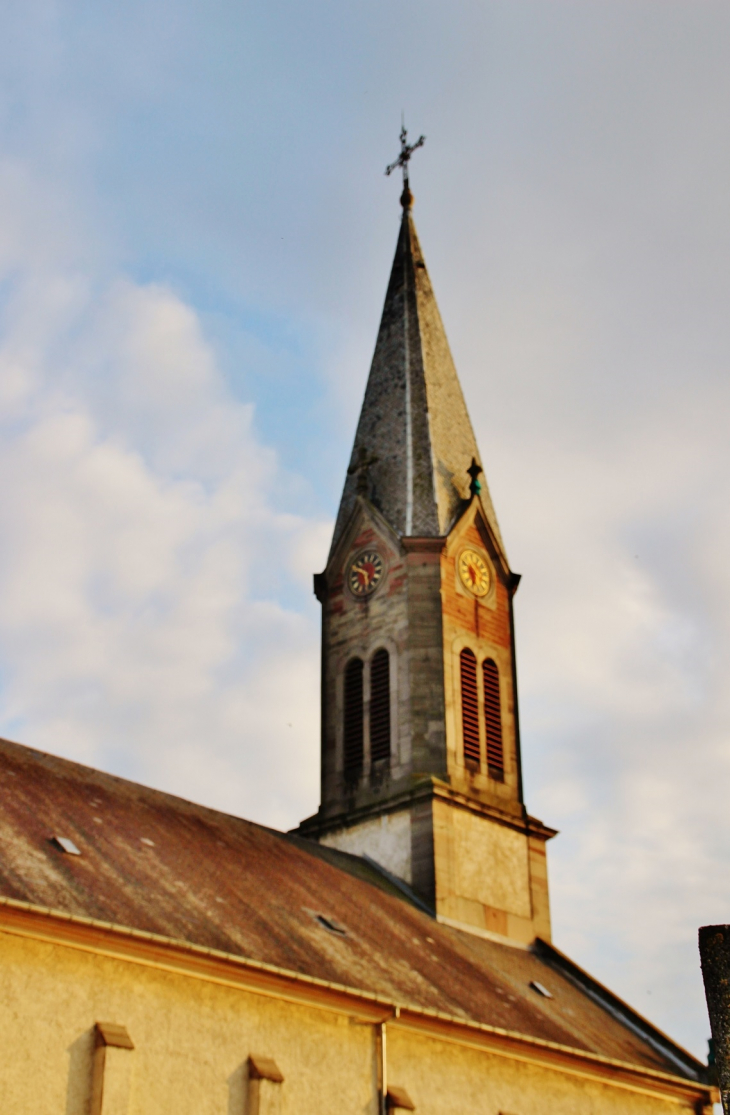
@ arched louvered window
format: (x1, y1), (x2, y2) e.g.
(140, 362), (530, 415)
(343, 658), (364, 782)
(483, 658), (504, 780)
(370, 649), (391, 766)
(460, 648), (480, 767)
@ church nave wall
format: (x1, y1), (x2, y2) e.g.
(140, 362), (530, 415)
(0, 921), (699, 1115)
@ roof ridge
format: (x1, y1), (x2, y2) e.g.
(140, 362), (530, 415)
(0, 734), (262, 829)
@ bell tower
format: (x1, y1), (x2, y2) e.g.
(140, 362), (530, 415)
(297, 140), (555, 945)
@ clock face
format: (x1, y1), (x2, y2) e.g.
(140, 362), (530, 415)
(458, 549), (491, 598)
(348, 550), (384, 597)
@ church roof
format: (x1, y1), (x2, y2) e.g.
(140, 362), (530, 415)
(0, 736), (704, 1083)
(330, 204), (506, 561)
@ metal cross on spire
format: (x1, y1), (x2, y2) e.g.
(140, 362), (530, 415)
(385, 123), (425, 207)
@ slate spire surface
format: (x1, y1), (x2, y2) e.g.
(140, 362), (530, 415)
(331, 196), (506, 561)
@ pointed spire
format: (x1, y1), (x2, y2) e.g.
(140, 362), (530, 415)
(330, 202), (506, 562)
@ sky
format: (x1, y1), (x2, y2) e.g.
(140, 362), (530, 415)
(0, 0), (729, 1061)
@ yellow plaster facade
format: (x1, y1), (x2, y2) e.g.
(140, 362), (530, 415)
(0, 900), (714, 1115)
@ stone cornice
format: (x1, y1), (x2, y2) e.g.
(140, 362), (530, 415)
(298, 777), (558, 844)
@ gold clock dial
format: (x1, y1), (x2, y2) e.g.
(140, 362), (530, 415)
(458, 549), (491, 598)
(348, 550), (384, 597)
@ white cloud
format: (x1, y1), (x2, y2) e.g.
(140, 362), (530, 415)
(469, 370), (730, 1054)
(0, 157), (328, 830)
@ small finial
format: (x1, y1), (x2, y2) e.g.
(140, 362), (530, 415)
(467, 458), (483, 496)
(385, 122), (425, 208)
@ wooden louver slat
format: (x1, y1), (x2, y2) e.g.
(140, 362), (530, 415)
(343, 658), (364, 781)
(483, 657), (504, 779)
(369, 649), (391, 766)
(460, 648), (480, 767)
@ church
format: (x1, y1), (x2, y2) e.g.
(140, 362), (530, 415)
(0, 145), (716, 1114)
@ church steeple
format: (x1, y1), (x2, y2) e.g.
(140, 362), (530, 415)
(298, 161), (555, 946)
(331, 199), (506, 562)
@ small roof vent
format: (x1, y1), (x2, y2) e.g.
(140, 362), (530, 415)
(315, 914), (347, 936)
(530, 980), (553, 998)
(52, 836), (81, 856)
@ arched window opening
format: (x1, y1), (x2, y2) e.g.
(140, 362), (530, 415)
(370, 649), (391, 767)
(460, 648), (480, 768)
(483, 658), (504, 780)
(343, 658), (364, 782)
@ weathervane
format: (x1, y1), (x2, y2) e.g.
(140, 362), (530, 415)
(385, 121), (425, 208)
